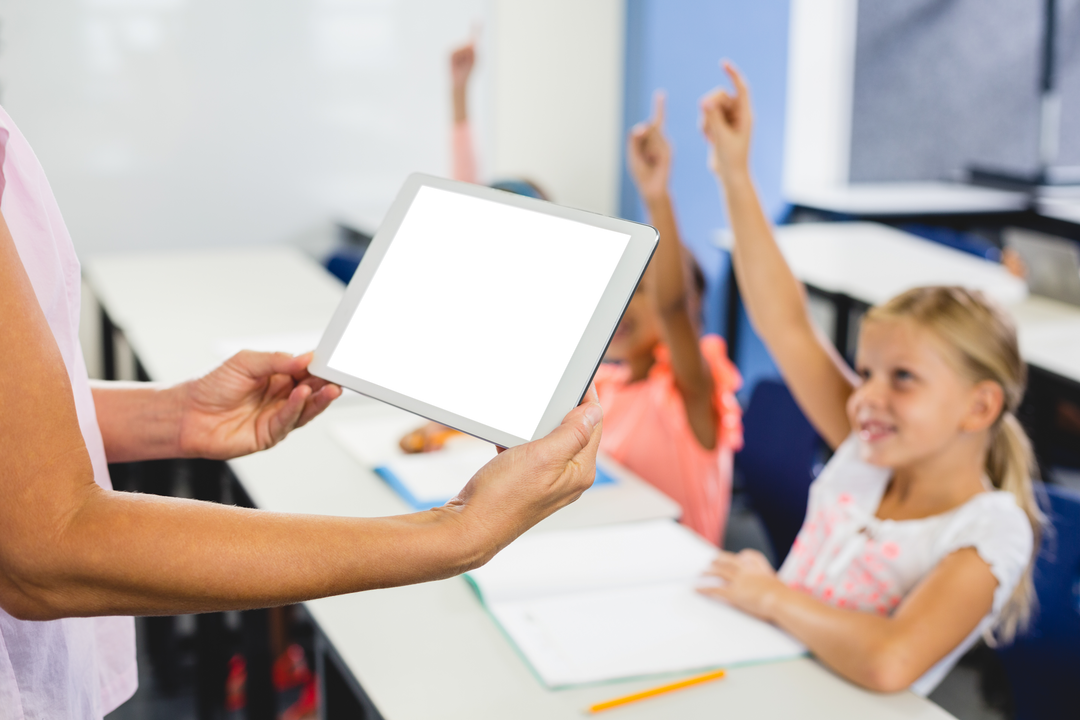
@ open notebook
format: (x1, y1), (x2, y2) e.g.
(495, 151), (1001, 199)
(465, 520), (806, 688)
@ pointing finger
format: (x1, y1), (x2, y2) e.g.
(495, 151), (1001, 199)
(652, 89), (666, 130)
(722, 59), (750, 105)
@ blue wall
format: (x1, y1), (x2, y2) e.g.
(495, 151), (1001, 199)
(620, 0), (791, 399)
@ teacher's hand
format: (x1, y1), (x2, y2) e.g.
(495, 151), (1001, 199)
(443, 393), (604, 567)
(177, 351), (342, 460)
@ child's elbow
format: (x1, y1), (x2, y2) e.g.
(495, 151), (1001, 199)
(860, 643), (921, 694)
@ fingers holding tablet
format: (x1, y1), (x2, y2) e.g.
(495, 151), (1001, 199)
(444, 400), (603, 565)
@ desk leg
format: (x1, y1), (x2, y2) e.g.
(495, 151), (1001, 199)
(138, 459), (182, 694)
(101, 306), (117, 381)
(221, 472), (278, 719)
(191, 460), (231, 719)
(242, 608), (276, 720)
(833, 294), (852, 360)
(316, 630), (383, 720)
(724, 258), (741, 362)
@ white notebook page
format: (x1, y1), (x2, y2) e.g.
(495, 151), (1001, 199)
(466, 520), (805, 688)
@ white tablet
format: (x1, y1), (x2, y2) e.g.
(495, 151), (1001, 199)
(310, 173), (658, 448)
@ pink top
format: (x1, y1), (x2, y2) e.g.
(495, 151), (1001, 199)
(778, 436), (1032, 695)
(0, 107), (137, 718)
(594, 336), (743, 545)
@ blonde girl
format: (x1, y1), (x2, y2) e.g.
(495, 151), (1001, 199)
(696, 62), (1043, 695)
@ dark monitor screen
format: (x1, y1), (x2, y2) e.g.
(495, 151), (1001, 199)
(332, 188), (630, 436)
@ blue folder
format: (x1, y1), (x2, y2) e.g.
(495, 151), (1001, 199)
(376, 462), (617, 511)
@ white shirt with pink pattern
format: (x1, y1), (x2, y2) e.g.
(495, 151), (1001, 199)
(777, 436), (1033, 696)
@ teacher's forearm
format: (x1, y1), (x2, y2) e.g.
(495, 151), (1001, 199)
(5, 482), (483, 621)
(91, 381), (186, 463)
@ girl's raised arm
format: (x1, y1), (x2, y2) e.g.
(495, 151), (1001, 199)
(700, 62), (856, 449)
(627, 92), (718, 449)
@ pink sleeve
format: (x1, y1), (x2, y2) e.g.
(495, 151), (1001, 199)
(451, 121), (479, 184)
(700, 335), (744, 452)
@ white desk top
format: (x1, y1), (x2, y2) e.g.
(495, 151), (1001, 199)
(773, 222), (1030, 307)
(788, 182), (1030, 216)
(1037, 196), (1080, 225)
(770, 222), (1080, 386)
(1011, 295), (1080, 385)
(307, 585), (952, 720)
(229, 399), (682, 534)
(85, 245), (955, 719)
(84, 246), (345, 384)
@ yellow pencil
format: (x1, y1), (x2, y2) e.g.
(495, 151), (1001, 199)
(586, 668), (727, 714)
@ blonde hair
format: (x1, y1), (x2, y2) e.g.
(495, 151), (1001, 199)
(865, 286), (1045, 644)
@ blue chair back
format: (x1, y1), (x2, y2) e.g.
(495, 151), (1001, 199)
(996, 483), (1080, 719)
(735, 379), (823, 565)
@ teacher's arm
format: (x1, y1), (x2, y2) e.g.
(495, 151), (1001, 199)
(0, 209), (602, 621)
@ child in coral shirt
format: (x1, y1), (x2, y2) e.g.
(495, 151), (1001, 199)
(599, 91), (742, 544)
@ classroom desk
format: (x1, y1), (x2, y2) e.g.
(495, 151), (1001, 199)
(788, 182), (1031, 217)
(84, 246), (956, 720)
(231, 396), (952, 720)
(85, 246), (346, 384)
(1011, 295), (1080, 389)
(769, 222), (1080, 388)
(774, 221), (1029, 307)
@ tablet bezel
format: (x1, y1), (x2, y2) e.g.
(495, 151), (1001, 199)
(309, 172), (658, 448)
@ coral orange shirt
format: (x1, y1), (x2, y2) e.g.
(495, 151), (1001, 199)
(594, 335), (743, 545)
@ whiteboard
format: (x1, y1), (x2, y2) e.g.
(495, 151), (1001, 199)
(0, 0), (490, 256)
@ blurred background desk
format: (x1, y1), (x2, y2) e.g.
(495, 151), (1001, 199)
(84, 246), (956, 720)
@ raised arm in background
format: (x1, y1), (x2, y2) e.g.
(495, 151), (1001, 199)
(699, 62), (857, 449)
(450, 38), (479, 184)
(0, 208), (601, 622)
(626, 92), (717, 449)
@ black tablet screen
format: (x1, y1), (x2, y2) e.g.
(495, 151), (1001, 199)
(332, 188), (630, 436)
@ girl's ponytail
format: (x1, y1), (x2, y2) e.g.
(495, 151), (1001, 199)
(866, 286), (1047, 643)
(985, 411), (1045, 644)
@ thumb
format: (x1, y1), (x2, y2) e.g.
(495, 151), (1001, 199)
(535, 401), (603, 468)
(265, 383), (312, 449)
(230, 350), (312, 381)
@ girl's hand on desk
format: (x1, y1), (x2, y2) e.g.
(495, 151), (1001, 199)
(698, 549), (786, 622)
(442, 394), (603, 565)
(176, 350), (341, 460)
